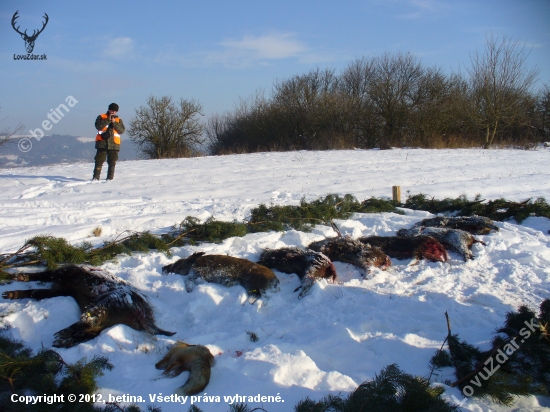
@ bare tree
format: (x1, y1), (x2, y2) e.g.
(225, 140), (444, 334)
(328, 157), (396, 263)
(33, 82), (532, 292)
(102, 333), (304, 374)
(408, 67), (458, 146)
(128, 96), (204, 159)
(536, 85), (550, 140)
(366, 52), (425, 148)
(467, 34), (539, 148)
(339, 57), (379, 147)
(0, 108), (24, 149)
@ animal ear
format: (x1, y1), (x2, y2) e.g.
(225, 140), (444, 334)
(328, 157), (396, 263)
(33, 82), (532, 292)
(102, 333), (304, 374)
(188, 251), (206, 260)
(190, 252), (206, 258)
(330, 219), (343, 238)
(185, 251), (206, 265)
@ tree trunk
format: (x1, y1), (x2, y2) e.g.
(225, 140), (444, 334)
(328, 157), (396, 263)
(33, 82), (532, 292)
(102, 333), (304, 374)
(483, 125), (491, 149)
(483, 120), (499, 149)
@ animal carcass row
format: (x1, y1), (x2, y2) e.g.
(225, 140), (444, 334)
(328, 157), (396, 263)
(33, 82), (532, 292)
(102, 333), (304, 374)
(358, 235), (448, 262)
(397, 227), (485, 261)
(307, 237), (391, 275)
(258, 247), (337, 298)
(410, 215), (499, 235)
(1, 265), (175, 348)
(162, 252), (279, 297)
(156, 341), (214, 396)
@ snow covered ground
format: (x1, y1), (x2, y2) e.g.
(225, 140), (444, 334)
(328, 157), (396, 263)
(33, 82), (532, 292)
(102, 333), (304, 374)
(0, 148), (549, 411)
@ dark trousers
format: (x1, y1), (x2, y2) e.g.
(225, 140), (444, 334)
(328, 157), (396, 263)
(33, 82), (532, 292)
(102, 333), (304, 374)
(93, 149), (119, 179)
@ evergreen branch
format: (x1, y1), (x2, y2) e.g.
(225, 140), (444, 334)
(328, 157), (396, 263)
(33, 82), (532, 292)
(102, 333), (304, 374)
(0, 243), (33, 266)
(540, 322), (550, 343)
(106, 402), (126, 411)
(450, 338), (509, 388)
(247, 216), (328, 225)
(93, 230), (142, 252)
(165, 228), (197, 247)
(1, 259), (42, 270)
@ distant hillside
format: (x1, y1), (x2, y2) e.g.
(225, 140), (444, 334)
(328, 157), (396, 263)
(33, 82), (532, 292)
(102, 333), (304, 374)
(0, 134), (140, 168)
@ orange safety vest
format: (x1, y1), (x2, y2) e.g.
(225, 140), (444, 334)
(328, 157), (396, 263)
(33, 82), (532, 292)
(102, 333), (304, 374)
(95, 114), (121, 144)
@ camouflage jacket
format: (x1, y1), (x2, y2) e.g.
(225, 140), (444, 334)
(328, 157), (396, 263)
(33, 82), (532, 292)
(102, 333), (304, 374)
(95, 113), (125, 151)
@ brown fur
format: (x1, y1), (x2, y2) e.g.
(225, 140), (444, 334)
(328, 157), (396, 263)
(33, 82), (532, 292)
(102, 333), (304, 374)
(397, 227), (485, 261)
(162, 252), (279, 298)
(258, 247), (337, 298)
(155, 341), (214, 396)
(358, 235), (448, 262)
(1, 265), (175, 348)
(307, 237), (391, 275)
(412, 216), (499, 235)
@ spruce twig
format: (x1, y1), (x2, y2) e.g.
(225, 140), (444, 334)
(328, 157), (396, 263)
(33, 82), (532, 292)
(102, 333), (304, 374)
(106, 402), (126, 411)
(0, 243), (33, 266)
(450, 341), (508, 388)
(1, 259), (42, 270)
(166, 228), (197, 247)
(92, 230), (141, 252)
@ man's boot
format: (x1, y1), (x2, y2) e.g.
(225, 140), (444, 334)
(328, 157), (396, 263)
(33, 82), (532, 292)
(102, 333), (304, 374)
(106, 165), (115, 180)
(93, 166), (102, 180)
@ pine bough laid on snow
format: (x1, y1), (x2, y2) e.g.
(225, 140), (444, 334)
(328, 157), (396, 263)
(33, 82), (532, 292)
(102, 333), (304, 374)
(0, 194), (549, 410)
(182, 364), (459, 412)
(0, 335), (114, 412)
(404, 193), (550, 223)
(0, 333), (459, 412)
(2, 193), (549, 278)
(430, 299), (550, 405)
(0, 232), (171, 281)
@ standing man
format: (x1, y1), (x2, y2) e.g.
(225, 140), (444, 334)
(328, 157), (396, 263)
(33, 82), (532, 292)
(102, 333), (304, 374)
(93, 103), (125, 180)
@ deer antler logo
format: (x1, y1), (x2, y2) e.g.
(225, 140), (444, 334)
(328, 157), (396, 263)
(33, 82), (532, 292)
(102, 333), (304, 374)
(11, 11), (49, 54)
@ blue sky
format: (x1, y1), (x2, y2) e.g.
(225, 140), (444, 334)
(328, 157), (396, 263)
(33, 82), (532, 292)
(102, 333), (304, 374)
(1, 0), (549, 138)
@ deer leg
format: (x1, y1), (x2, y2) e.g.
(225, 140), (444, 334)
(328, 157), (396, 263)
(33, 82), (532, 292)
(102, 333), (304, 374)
(2, 288), (69, 300)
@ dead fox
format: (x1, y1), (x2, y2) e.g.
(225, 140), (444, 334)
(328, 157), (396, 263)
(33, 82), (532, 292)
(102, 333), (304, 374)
(155, 341), (214, 396)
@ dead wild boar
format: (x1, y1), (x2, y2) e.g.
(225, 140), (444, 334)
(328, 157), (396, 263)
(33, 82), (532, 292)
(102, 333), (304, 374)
(358, 235), (448, 263)
(258, 247), (337, 298)
(2, 265), (175, 348)
(162, 252), (279, 298)
(307, 237), (391, 275)
(411, 215), (499, 235)
(397, 226), (485, 261)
